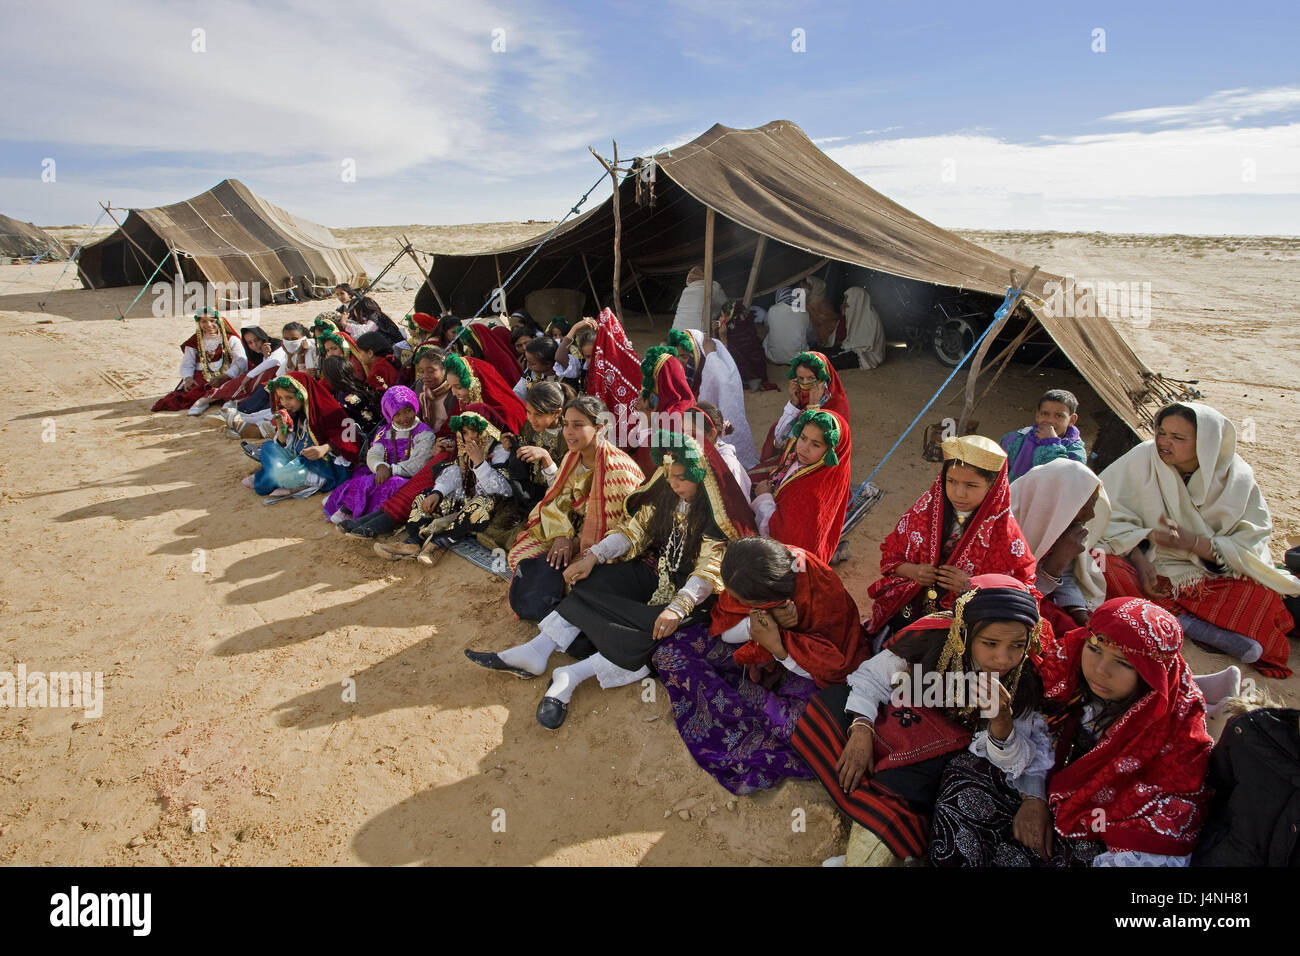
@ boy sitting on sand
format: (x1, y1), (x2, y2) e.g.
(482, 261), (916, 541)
(999, 388), (1087, 482)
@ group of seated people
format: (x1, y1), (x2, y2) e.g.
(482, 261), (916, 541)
(152, 283), (1300, 867)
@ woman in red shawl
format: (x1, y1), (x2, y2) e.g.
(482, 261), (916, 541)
(463, 321), (524, 387)
(152, 310), (249, 412)
(467, 429), (751, 731)
(866, 434), (1037, 644)
(240, 372), (360, 499)
(751, 351), (848, 479)
(1037, 597), (1213, 865)
(629, 345), (695, 470)
(751, 407), (853, 564)
(652, 536), (869, 794)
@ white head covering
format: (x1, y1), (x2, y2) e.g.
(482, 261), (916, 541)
(1009, 458), (1108, 610)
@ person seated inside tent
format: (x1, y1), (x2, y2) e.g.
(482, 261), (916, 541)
(1035, 598), (1213, 866)
(999, 389), (1088, 483)
(753, 351), (849, 478)
(763, 286), (813, 367)
(802, 276), (842, 351)
(751, 407), (853, 565)
(1009, 459), (1107, 634)
(793, 575), (1047, 866)
(666, 327), (757, 470)
(501, 394), (644, 626)
(513, 336), (560, 398)
(352, 331), (401, 392)
(716, 299), (770, 392)
(652, 536), (868, 795)
(152, 309), (249, 413)
(1095, 401), (1299, 677)
(224, 322), (316, 437)
(477, 380), (573, 552)
(467, 430), (752, 731)
(323, 385), (435, 526)
(240, 372), (359, 499)
(553, 318), (598, 391)
(840, 285), (887, 371)
(865, 435), (1037, 650)
(682, 400), (751, 498)
(371, 404), (515, 564)
(672, 264), (729, 334)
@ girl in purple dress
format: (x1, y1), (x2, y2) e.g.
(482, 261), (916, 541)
(323, 386), (435, 524)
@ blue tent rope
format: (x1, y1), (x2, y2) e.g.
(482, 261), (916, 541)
(855, 284), (1020, 492)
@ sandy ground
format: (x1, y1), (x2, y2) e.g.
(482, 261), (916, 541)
(1, 228), (1296, 866)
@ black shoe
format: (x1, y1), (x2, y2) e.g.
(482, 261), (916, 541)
(536, 694), (568, 730)
(241, 441), (261, 461)
(339, 519), (357, 533)
(463, 649), (541, 680)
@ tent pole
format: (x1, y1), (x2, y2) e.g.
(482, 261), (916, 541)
(958, 266), (1038, 434)
(580, 253), (601, 312)
(100, 202), (171, 282)
(742, 234), (768, 307)
(630, 268), (655, 331)
(401, 236), (447, 314)
(589, 142), (623, 322)
(947, 314), (1041, 406)
(701, 207), (716, 332)
(494, 254), (505, 314)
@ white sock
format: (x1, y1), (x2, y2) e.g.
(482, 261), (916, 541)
(547, 657), (598, 703)
(329, 509), (349, 525)
(497, 633), (557, 675)
(1194, 666), (1242, 706)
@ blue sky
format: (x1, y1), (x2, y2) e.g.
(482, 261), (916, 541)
(3, 0), (1298, 234)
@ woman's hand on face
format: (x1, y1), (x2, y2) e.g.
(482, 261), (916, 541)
(547, 536), (575, 570)
(466, 434), (488, 466)
(979, 677), (1014, 740)
(560, 548), (594, 583)
(935, 565), (970, 593)
(787, 379), (801, 405)
(1012, 797), (1053, 861)
(770, 599), (798, 629)
(651, 608), (682, 640)
(807, 381), (827, 407)
(748, 608), (785, 657)
(836, 723), (875, 793)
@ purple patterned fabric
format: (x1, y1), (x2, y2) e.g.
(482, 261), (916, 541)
(650, 623), (820, 795)
(323, 389), (431, 518)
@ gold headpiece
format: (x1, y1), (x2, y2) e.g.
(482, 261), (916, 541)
(941, 434), (1006, 473)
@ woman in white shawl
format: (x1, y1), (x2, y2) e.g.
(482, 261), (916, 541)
(841, 286), (887, 371)
(1009, 458), (1108, 632)
(1095, 402), (1298, 677)
(666, 328), (758, 469)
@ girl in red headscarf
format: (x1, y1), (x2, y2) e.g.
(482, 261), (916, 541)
(751, 407), (853, 565)
(628, 345), (695, 469)
(463, 321), (525, 388)
(751, 351), (848, 479)
(653, 536), (869, 794)
(241, 372), (360, 499)
(866, 434), (1037, 644)
(1037, 598), (1213, 865)
(467, 429), (751, 731)
(152, 309), (249, 412)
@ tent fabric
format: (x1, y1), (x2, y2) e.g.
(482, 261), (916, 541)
(0, 213), (67, 260)
(78, 179), (366, 303)
(416, 121), (1165, 436)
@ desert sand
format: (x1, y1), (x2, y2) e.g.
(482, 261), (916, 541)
(0, 226), (1296, 866)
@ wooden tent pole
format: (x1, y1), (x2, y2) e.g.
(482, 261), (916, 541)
(400, 236), (447, 314)
(100, 202), (171, 280)
(630, 268), (655, 330)
(947, 314), (1041, 405)
(580, 252), (601, 311)
(742, 234), (768, 307)
(589, 141), (623, 322)
(701, 207), (716, 332)
(493, 254), (505, 314)
(958, 266), (1038, 434)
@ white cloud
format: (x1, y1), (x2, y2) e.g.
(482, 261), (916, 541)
(1102, 85), (1300, 126)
